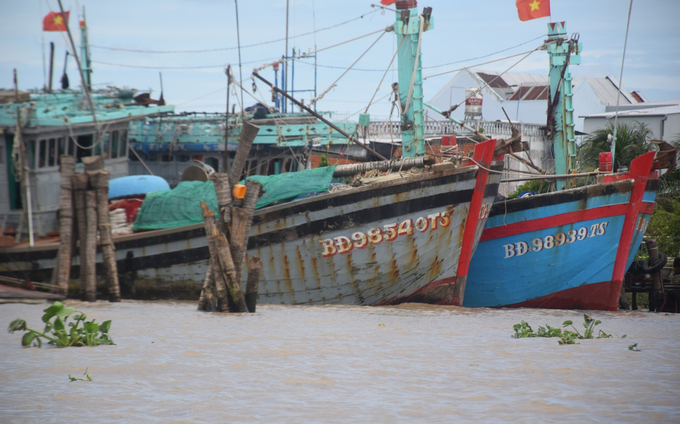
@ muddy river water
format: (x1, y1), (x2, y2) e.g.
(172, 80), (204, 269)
(1, 300), (679, 423)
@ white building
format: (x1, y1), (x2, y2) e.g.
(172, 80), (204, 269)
(582, 99), (680, 141)
(427, 69), (644, 133)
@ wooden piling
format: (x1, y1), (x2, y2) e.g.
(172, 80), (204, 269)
(197, 266), (216, 312)
(245, 256), (262, 313)
(199, 202), (230, 312)
(82, 155), (103, 172)
(52, 156), (76, 295)
(646, 239), (665, 312)
(212, 226), (249, 313)
(229, 180), (262, 283)
(228, 121), (259, 187)
(72, 174), (89, 300)
(84, 191), (98, 302)
(209, 173), (232, 231)
(89, 170), (121, 302)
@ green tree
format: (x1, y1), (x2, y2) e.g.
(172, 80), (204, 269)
(577, 122), (653, 172)
(648, 197), (680, 257)
(647, 137), (680, 256)
(318, 154), (329, 167)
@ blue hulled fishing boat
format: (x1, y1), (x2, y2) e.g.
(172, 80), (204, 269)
(462, 22), (662, 311)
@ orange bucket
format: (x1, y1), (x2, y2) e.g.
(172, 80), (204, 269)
(233, 184), (247, 199)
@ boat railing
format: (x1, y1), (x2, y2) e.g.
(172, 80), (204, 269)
(367, 120), (545, 139)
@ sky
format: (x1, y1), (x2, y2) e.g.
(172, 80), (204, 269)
(1, 0), (679, 121)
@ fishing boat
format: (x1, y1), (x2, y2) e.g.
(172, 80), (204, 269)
(127, 109), (361, 187)
(0, 2), (514, 306)
(0, 14), (174, 243)
(461, 22), (663, 311)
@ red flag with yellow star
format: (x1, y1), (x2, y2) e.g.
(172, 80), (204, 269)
(516, 0), (550, 21)
(43, 11), (70, 31)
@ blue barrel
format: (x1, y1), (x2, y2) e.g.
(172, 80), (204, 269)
(108, 175), (170, 200)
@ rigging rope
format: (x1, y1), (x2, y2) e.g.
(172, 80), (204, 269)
(91, 56), (279, 70)
(423, 49), (539, 80)
(426, 34), (547, 69)
(255, 27), (387, 72)
(443, 48), (540, 111)
(311, 29), (387, 106)
(365, 36), (405, 113)
(88, 10), (379, 54)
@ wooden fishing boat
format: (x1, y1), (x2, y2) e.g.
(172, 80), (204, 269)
(0, 2), (511, 306)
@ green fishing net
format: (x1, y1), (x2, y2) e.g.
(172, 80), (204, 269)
(244, 165), (336, 209)
(132, 181), (217, 230)
(132, 166), (336, 230)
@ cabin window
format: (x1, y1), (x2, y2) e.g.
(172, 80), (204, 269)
(268, 158), (283, 175)
(119, 130), (128, 158)
(74, 134), (94, 162)
(38, 139), (47, 167)
(205, 157), (219, 172)
(177, 155), (190, 163)
(47, 138), (56, 167)
(76, 135), (88, 162)
(66, 137), (75, 156)
(56, 137), (65, 165)
(27, 140), (36, 168)
(247, 159), (258, 177)
(102, 133), (110, 158)
(110, 131), (119, 159)
(258, 160), (268, 176)
(93, 135), (102, 156)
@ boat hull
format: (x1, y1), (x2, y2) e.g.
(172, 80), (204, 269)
(463, 152), (658, 311)
(0, 143), (503, 306)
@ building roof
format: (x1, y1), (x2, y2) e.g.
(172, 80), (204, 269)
(508, 85), (550, 101)
(581, 103), (680, 119)
(457, 69), (638, 106)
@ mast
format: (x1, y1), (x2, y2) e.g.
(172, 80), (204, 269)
(395, 1), (432, 158)
(79, 7), (92, 91)
(546, 22), (581, 190)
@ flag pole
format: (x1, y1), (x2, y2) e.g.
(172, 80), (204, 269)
(56, 0), (100, 146)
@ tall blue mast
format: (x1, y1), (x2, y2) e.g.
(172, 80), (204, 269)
(546, 22), (581, 189)
(395, 1), (432, 158)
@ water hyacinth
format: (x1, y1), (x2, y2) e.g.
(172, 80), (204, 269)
(7, 301), (114, 348)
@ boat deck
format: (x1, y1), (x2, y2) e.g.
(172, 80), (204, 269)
(0, 283), (65, 303)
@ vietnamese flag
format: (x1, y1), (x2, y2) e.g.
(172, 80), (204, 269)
(380, 0), (397, 5)
(43, 11), (70, 32)
(516, 0), (550, 22)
